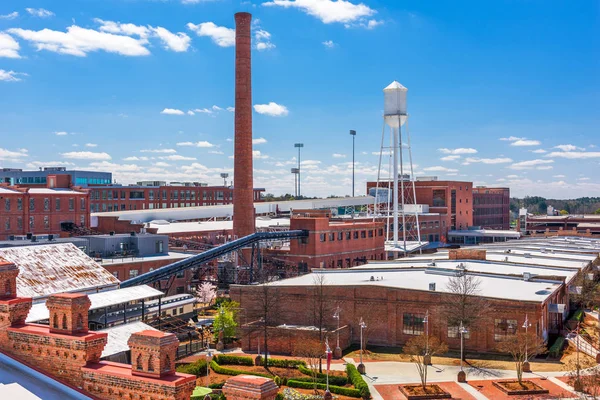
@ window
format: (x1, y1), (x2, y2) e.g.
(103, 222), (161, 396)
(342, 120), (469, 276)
(361, 231), (366, 238)
(494, 318), (517, 341)
(80, 198), (85, 210)
(4, 218), (10, 231)
(176, 270), (185, 278)
(29, 198), (35, 211)
(55, 198), (60, 211)
(176, 286), (184, 294)
(129, 269), (139, 278)
(17, 198), (22, 211)
(148, 355), (155, 372)
(69, 198), (74, 211)
(368, 230), (374, 238)
(320, 233), (326, 242)
(17, 217), (22, 230)
(29, 216), (34, 229)
(112, 271), (119, 279)
(432, 190), (446, 207)
(353, 231), (359, 239)
(62, 314), (67, 329)
(136, 354), (143, 370)
(448, 325), (470, 339)
(44, 198), (50, 211)
(329, 233), (335, 241)
(338, 232), (343, 240)
(44, 216), (49, 229)
(403, 313), (425, 335)
(4, 198), (9, 211)
(179, 307), (184, 314)
(378, 228), (384, 236)
(346, 231), (351, 240)
(80, 215), (85, 227)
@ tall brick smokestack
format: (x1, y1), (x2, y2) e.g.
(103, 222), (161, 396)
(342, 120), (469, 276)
(233, 12), (256, 242)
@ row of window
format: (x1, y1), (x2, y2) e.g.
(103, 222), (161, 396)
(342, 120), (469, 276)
(90, 201), (229, 212)
(91, 189), (230, 201)
(4, 197), (83, 212)
(4, 215), (85, 230)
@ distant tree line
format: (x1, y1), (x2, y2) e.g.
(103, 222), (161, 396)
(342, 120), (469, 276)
(510, 196), (600, 215)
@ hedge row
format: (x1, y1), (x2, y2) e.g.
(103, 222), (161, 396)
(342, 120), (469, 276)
(210, 360), (272, 378)
(176, 359), (208, 377)
(293, 375), (348, 387)
(208, 382), (225, 389)
(286, 380), (362, 398)
(549, 336), (566, 358)
(213, 354), (254, 366)
(346, 364), (370, 399)
(297, 364), (347, 385)
(267, 358), (307, 369)
(570, 309), (584, 322)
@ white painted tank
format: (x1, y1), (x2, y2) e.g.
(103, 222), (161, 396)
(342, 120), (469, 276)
(383, 81), (408, 128)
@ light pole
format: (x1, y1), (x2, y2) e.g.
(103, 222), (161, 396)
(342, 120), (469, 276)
(294, 143), (304, 197)
(220, 173), (229, 187)
(291, 168), (299, 197)
(206, 349), (212, 385)
(423, 310), (431, 365)
(333, 306), (342, 358)
(216, 305), (225, 351)
(350, 130), (356, 196)
(457, 323), (468, 382)
(522, 314), (532, 373)
(358, 317), (367, 374)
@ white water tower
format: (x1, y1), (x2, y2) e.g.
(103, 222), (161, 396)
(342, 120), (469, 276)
(375, 81), (422, 252)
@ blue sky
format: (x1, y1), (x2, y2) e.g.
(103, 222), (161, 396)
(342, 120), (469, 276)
(0, 0), (598, 198)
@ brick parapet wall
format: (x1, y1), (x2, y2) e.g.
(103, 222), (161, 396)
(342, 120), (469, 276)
(241, 325), (351, 354)
(449, 249), (487, 261)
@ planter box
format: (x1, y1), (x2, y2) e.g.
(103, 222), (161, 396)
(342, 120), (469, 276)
(398, 384), (452, 400)
(492, 380), (550, 396)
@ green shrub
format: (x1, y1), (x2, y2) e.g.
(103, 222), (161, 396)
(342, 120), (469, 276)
(213, 354), (254, 366)
(267, 358), (307, 368)
(286, 380), (361, 398)
(208, 382), (225, 389)
(297, 365), (348, 386)
(570, 309), (584, 322)
(292, 375), (348, 387)
(346, 364), (370, 399)
(274, 376), (282, 386)
(275, 393), (284, 400)
(176, 359), (208, 377)
(210, 360), (272, 378)
(549, 336), (566, 358)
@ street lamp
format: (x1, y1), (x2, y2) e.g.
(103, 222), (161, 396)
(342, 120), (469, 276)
(522, 314), (532, 373)
(291, 168), (299, 197)
(216, 305), (225, 351)
(333, 306), (342, 358)
(358, 317), (367, 374)
(350, 130), (356, 197)
(294, 143), (304, 197)
(423, 310), (431, 366)
(220, 173), (229, 187)
(206, 349), (213, 385)
(457, 323), (468, 382)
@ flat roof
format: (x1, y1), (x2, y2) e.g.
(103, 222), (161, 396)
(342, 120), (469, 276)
(268, 268), (561, 303)
(148, 217), (291, 234)
(28, 188), (84, 194)
(26, 285), (163, 322)
(99, 252), (191, 266)
(448, 229), (521, 238)
(99, 321), (158, 358)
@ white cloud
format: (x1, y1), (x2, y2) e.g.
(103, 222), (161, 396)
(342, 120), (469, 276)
(506, 175), (519, 179)
(54, 131), (68, 136)
(94, 19), (150, 38)
(151, 27), (191, 52)
(140, 148), (177, 153)
(253, 150), (269, 159)
(546, 151), (600, 159)
(536, 166), (553, 170)
(88, 161), (141, 172)
(0, 69), (26, 82)
(322, 40), (336, 48)
(578, 177), (591, 181)
(85, 143), (98, 147)
(256, 41), (276, 51)
(187, 22), (235, 47)
(94, 19), (191, 52)
(0, 12), (19, 20)
(332, 153), (346, 158)
(226, 107), (235, 112)
(0, 33), (21, 58)
(0, 148), (28, 160)
(8, 26), (150, 57)
(254, 102), (289, 116)
(194, 108), (213, 114)
(366, 19), (383, 29)
(25, 8), (54, 18)
(438, 147), (477, 155)
(263, 0), (376, 25)
(154, 161), (171, 167)
(209, 150), (224, 155)
(123, 156), (148, 161)
(61, 151), (111, 160)
(500, 136), (523, 141)
(464, 157), (513, 164)
(422, 166), (458, 173)
(440, 155), (461, 161)
(212, 105), (223, 111)
(508, 159), (554, 170)
(160, 154), (196, 161)
(176, 141), (215, 148)
(161, 108), (185, 115)
(255, 29), (275, 51)
(553, 174), (565, 178)
(187, 110), (195, 115)
(511, 139), (540, 146)
(553, 144), (585, 152)
(530, 149), (547, 154)
(26, 161), (74, 168)
(253, 137), (268, 145)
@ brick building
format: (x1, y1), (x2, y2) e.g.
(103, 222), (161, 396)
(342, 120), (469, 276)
(0, 175), (89, 240)
(89, 184), (265, 213)
(0, 167), (111, 187)
(472, 186), (510, 230)
(0, 262), (196, 400)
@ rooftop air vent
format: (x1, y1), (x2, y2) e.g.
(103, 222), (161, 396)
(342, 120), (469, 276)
(523, 272), (532, 281)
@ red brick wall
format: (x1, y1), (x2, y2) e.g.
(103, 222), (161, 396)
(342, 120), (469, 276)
(95, 216), (149, 234)
(241, 325), (351, 354)
(448, 249), (487, 261)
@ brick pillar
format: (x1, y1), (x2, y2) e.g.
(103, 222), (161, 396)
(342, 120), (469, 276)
(223, 375), (279, 400)
(128, 330), (179, 378)
(46, 293), (91, 335)
(0, 262), (32, 347)
(233, 12), (256, 253)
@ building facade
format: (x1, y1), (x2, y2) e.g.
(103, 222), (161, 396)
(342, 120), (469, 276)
(472, 186), (510, 230)
(89, 184), (265, 212)
(0, 167), (112, 187)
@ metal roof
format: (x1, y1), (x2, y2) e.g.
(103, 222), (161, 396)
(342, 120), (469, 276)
(0, 243), (120, 300)
(99, 321), (158, 358)
(26, 285), (162, 322)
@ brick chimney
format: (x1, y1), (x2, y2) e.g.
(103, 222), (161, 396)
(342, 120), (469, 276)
(0, 261), (32, 347)
(233, 12), (256, 244)
(46, 293), (91, 335)
(128, 330), (179, 378)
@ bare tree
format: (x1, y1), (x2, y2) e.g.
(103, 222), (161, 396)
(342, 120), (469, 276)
(496, 331), (546, 385)
(565, 357), (600, 398)
(311, 273), (330, 373)
(404, 334), (448, 389)
(293, 338), (324, 393)
(571, 272), (600, 309)
(356, 303), (387, 349)
(444, 272), (491, 358)
(249, 269), (282, 369)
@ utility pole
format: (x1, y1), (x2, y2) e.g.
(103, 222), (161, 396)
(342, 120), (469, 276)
(350, 130), (356, 196)
(294, 143), (304, 197)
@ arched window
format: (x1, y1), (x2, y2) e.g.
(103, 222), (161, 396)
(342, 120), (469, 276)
(136, 353), (143, 370)
(4, 279), (11, 296)
(76, 314), (83, 330)
(53, 314), (58, 329)
(147, 355), (154, 372)
(62, 314), (67, 330)
(164, 355), (171, 371)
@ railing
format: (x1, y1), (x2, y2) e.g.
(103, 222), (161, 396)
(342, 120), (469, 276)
(566, 332), (599, 358)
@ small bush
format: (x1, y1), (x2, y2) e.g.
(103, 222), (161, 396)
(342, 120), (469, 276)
(213, 354), (254, 366)
(293, 375), (348, 387)
(275, 393), (284, 400)
(286, 380), (362, 398)
(570, 309), (584, 322)
(210, 360), (272, 378)
(274, 376), (282, 386)
(267, 358), (307, 368)
(208, 382), (225, 389)
(346, 364), (370, 399)
(549, 336), (566, 358)
(176, 359), (208, 377)
(297, 365), (348, 386)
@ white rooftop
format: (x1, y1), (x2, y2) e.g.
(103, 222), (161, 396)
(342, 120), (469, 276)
(99, 251), (191, 266)
(99, 321), (158, 358)
(148, 217), (291, 234)
(28, 188), (84, 195)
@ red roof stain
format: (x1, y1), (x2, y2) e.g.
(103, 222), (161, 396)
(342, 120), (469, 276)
(52, 293), (88, 299)
(136, 330), (169, 338)
(82, 361), (195, 386)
